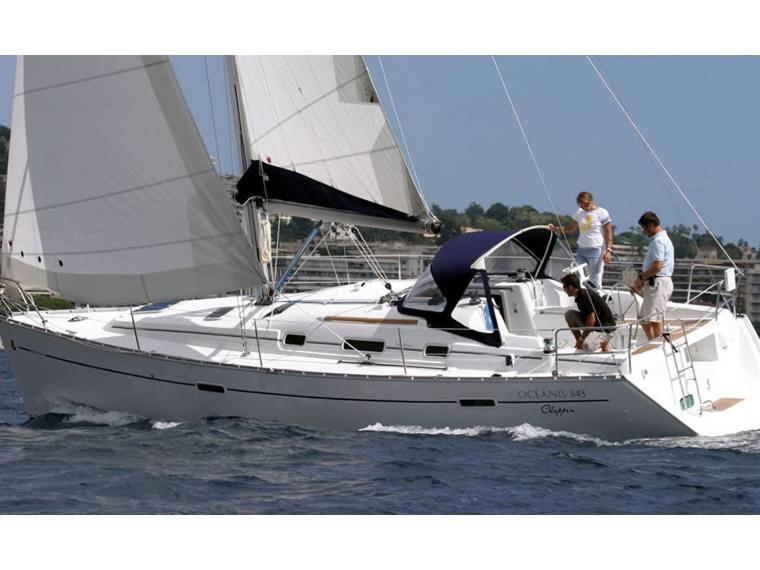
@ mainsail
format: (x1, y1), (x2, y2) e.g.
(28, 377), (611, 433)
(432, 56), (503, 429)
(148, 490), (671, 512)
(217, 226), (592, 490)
(2, 56), (263, 306)
(229, 56), (435, 233)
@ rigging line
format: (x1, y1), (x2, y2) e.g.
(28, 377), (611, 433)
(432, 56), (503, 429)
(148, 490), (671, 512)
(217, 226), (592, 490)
(350, 229), (383, 279)
(320, 228), (343, 286)
(204, 56), (223, 174)
(346, 232), (376, 279)
(489, 56), (575, 260)
(349, 233), (384, 283)
(352, 227), (390, 284)
(274, 290), (369, 361)
(376, 56), (433, 217)
(491, 56), (605, 333)
(594, 58), (700, 255)
(344, 245), (351, 284)
(284, 230), (332, 285)
(585, 55), (739, 271)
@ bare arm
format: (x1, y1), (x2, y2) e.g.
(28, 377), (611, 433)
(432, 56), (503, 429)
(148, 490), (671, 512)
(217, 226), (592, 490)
(634, 260), (664, 290)
(548, 219), (578, 234)
(603, 222), (613, 263)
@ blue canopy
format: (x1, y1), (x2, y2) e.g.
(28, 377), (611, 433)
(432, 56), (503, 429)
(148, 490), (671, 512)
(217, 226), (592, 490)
(430, 226), (555, 308)
(398, 226), (555, 346)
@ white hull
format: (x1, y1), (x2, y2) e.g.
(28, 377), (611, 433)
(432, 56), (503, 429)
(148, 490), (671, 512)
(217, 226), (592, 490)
(3, 278), (760, 441)
(2, 319), (694, 440)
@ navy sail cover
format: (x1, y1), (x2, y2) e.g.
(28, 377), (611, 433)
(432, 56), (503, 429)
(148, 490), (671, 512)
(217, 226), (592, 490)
(236, 160), (421, 224)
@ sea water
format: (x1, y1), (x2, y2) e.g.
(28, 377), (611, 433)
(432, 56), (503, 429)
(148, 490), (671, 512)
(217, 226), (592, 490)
(1, 349), (760, 514)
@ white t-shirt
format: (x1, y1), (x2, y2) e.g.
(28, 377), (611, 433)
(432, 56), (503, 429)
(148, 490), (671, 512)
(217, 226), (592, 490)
(573, 207), (612, 248)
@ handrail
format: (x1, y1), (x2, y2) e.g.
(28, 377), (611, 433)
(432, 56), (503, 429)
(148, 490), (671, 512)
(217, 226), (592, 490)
(0, 277), (47, 326)
(552, 322), (638, 377)
(686, 263), (740, 316)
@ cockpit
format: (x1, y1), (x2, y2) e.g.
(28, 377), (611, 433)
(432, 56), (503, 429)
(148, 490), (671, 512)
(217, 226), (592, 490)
(399, 226), (575, 346)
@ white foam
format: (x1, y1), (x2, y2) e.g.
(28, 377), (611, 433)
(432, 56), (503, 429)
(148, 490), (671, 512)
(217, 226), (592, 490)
(360, 423), (510, 437)
(506, 423), (617, 446)
(67, 410), (142, 427)
(152, 421), (182, 430)
(360, 422), (616, 446)
(54, 404), (144, 427)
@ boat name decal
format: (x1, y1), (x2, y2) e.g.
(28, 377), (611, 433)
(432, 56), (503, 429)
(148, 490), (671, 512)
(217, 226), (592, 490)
(540, 404), (575, 417)
(517, 389), (586, 401)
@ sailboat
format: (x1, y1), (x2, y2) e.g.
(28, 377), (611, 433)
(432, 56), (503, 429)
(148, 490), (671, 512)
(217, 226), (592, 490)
(2, 55), (760, 441)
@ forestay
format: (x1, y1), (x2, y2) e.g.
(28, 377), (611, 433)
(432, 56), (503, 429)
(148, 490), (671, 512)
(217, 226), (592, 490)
(2, 56), (263, 305)
(229, 55), (433, 233)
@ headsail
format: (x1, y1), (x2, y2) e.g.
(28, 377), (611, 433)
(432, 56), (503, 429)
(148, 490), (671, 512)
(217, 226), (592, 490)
(2, 56), (263, 305)
(229, 56), (436, 233)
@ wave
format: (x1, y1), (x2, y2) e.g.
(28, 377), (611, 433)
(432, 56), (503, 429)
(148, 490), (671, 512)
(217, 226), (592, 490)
(360, 422), (617, 446)
(152, 421), (182, 430)
(61, 407), (145, 427)
(636, 431), (760, 453)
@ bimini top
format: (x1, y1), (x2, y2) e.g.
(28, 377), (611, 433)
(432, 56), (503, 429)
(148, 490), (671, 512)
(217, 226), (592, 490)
(398, 226), (558, 346)
(430, 226), (557, 309)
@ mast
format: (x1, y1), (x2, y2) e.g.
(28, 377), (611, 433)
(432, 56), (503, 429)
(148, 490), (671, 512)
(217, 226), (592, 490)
(225, 55), (273, 296)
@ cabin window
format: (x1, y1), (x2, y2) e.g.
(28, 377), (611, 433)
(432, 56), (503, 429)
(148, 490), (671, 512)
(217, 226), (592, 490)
(484, 240), (540, 277)
(284, 334), (306, 346)
(343, 339), (385, 353)
(134, 301), (177, 312)
(424, 345), (449, 357)
(542, 240), (575, 281)
(401, 266), (446, 313)
(204, 307), (234, 321)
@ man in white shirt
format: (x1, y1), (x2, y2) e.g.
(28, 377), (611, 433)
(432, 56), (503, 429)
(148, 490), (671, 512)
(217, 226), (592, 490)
(634, 211), (674, 340)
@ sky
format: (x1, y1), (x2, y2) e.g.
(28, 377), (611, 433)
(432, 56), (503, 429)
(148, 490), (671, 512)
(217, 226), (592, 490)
(2, 54), (760, 247)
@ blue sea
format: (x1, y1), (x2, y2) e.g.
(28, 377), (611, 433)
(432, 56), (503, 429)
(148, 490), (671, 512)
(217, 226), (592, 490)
(2, 349), (760, 515)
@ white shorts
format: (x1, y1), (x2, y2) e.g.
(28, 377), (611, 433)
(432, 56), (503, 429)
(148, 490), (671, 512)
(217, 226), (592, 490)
(582, 330), (615, 352)
(640, 277), (673, 323)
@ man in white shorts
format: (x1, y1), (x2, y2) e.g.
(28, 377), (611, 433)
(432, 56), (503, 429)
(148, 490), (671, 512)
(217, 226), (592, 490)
(634, 211), (674, 340)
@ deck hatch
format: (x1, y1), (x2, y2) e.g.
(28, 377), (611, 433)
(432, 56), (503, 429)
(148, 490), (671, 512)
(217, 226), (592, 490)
(204, 307), (234, 320)
(134, 301), (178, 313)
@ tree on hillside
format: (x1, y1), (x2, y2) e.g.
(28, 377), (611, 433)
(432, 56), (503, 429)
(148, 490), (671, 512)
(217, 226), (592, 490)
(485, 202), (510, 223)
(0, 124), (10, 176)
(667, 225), (698, 259)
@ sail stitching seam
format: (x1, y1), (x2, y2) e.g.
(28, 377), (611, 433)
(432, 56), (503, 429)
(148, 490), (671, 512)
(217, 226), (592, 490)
(6, 230), (246, 257)
(13, 58), (170, 98)
(6, 168), (217, 216)
(287, 144), (398, 168)
(248, 69), (369, 145)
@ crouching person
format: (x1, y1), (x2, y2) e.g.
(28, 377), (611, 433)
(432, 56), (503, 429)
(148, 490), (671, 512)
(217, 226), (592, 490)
(561, 273), (617, 352)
